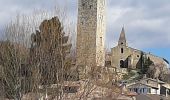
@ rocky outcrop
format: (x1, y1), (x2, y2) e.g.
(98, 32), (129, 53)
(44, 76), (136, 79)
(147, 63), (169, 80)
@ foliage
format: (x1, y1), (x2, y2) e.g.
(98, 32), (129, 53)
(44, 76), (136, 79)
(143, 57), (153, 73)
(139, 53), (153, 75)
(122, 70), (136, 80)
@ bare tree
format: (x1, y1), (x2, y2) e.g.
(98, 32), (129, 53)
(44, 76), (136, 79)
(0, 4), (75, 99)
(0, 41), (29, 100)
(29, 16), (72, 99)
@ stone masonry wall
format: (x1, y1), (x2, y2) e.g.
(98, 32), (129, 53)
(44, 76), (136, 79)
(76, 0), (106, 78)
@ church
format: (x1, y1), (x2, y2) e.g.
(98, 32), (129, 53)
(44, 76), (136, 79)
(108, 27), (169, 73)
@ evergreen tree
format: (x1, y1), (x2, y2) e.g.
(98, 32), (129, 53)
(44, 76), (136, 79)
(141, 54), (153, 74)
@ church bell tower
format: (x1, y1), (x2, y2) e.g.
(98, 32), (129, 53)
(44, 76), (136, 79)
(118, 27), (127, 46)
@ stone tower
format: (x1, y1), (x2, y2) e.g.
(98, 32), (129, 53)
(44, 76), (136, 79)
(76, 0), (106, 73)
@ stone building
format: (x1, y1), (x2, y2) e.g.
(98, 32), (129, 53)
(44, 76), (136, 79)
(110, 27), (169, 72)
(76, 0), (106, 77)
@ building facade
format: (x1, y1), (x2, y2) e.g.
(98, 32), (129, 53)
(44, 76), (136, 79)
(110, 27), (169, 71)
(127, 78), (170, 97)
(76, 0), (106, 76)
(111, 28), (142, 70)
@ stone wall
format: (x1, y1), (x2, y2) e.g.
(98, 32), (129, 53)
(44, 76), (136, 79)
(111, 46), (142, 69)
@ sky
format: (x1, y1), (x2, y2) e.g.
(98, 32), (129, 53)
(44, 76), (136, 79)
(0, 0), (170, 63)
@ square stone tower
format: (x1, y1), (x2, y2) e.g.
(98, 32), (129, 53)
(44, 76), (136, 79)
(76, 0), (106, 71)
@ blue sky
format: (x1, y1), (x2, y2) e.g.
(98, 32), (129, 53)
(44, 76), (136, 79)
(0, 0), (169, 63)
(142, 48), (170, 64)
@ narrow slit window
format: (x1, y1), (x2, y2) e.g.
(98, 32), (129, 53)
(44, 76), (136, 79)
(82, 3), (85, 7)
(90, 5), (92, 9)
(100, 37), (102, 45)
(121, 48), (123, 53)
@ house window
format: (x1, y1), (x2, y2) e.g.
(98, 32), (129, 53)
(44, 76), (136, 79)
(143, 88), (145, 93)
(121, 48), (124, 53)
(147, 80), (149, 83)
(148, 88), (151, 93)
(140, 89), (142, 93)
(63, 86), (78, 93)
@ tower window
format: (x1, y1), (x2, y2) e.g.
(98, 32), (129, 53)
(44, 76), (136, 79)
(97, 74), (101, 79)
(90, 5), (92, 9)
(82, 3), (86, 9)
(100, 37), (102, 45)
(82, 3), (85, 7)
(121, 42), (123, 45)
(121, 48), (124, 53)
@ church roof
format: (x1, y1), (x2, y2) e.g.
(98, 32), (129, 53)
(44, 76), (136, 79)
(119, 27), (126, 43)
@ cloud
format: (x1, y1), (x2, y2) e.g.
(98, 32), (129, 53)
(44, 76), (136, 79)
(0, 0), (170, 50)
(105, 0), (170, 49)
